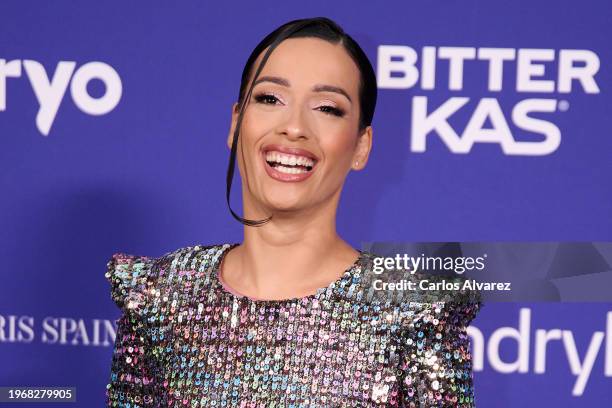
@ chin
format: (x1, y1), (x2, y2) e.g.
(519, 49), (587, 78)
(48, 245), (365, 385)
(257, 194), (307, 213)
(266, 200), (305, 213)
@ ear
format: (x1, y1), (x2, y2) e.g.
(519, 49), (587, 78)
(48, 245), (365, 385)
(352, 126), (373, 170)
(227, 102), (240, 150)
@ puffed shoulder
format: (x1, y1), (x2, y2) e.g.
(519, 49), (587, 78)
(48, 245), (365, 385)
(105, 252), (158, 317)
(438, 284), (482, 329)
(396, 274), (482, 406)
(414, 272), (483, 327)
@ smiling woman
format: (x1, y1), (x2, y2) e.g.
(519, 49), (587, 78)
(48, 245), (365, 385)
(104, 16), (482, 407)
(225, 28), (374, 228)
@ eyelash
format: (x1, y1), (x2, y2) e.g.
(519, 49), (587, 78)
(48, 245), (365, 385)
(252, 92), (346, 118)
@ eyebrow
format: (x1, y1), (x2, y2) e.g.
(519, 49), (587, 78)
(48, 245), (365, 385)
(252, 75), (352, 104)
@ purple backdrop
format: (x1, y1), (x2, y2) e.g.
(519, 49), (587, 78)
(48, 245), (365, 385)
(1, 1), (611, 406)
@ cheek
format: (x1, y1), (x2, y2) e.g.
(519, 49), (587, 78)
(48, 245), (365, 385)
(239, 109), (272, 148)
(321, 132), (356, 167)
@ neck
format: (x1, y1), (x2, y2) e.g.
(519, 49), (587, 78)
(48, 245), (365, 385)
(221, 227), (359, 300)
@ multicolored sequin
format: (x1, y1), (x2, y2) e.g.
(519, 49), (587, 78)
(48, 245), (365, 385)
(105, 243), (482, 407)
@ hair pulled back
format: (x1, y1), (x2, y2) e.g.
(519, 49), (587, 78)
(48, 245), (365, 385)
(226, 17), (377, 226)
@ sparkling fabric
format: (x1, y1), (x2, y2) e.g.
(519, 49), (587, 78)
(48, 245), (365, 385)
(105, 243), (482, 407)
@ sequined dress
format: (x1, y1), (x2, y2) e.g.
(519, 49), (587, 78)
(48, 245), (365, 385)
(104, 243), (482, 407)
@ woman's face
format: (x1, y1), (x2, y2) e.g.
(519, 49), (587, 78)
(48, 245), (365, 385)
(227, 37), (372, 218)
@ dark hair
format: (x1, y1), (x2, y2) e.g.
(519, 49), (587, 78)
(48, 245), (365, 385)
(226, 16), (377, 226)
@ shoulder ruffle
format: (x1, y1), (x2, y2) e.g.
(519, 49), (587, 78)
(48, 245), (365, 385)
(104, 244), (234, 318)
(396, 274), (482, 406)
(105, 252), (158, 317)
(406, 272), (483, 326)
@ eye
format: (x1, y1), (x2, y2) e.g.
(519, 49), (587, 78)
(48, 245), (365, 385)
(253, 92), (280, 105)
(253, 92), (345, 118)
(318, 105), (346, 118)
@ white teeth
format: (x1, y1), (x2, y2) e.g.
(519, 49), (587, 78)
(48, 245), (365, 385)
(265, 151), (315, 168)
(274, 164), (308, 174)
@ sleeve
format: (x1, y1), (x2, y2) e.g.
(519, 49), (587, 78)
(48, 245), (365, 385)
(104, 253), (158, 407)
(398, 289), (483, 407)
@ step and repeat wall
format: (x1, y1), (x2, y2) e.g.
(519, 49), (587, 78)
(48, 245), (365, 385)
(1, 1), (611, 406)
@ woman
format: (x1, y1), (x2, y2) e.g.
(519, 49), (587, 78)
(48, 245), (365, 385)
(105, 17), (482, 407)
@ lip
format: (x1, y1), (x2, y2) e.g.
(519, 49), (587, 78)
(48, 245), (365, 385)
(261, 144), (318, 183)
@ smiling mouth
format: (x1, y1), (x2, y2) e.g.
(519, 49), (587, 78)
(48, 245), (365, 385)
(264, 151), (316, 174)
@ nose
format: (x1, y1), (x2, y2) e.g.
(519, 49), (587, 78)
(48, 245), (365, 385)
(276, 103), (311, 141)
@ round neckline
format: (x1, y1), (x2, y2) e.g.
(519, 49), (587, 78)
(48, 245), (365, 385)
(211, 242), (365, 304)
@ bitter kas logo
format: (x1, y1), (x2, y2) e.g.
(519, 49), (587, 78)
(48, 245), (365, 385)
(377, 46), (600, 156)
(0, 59), (122, 136)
